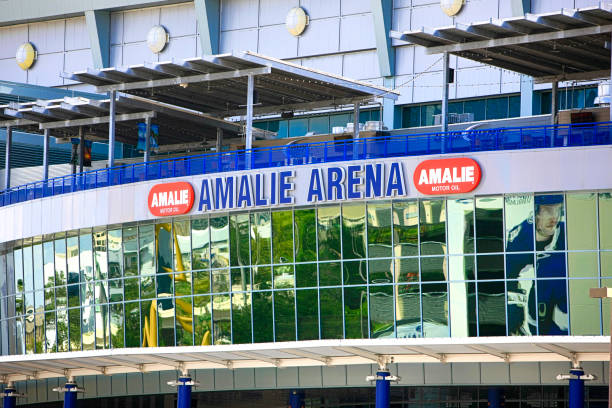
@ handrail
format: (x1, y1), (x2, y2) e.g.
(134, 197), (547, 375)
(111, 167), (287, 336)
(1, 121), (611, 208)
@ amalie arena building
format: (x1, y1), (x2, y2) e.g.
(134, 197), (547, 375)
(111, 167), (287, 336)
(2, 0), (612, 408)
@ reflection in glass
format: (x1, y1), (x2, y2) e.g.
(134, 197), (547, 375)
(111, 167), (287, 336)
(107, 229), (122, 279)
(342, 203), (366, 259)
(23, 245), (33, 293)
(156, 223), (174, 300)
(343, 260), (367, 285)
(420, 200), (446, 255)
(193, 271), (210, 295)
(450, 281), (476, 337)
(447, 199), (474, 254)
(272, 210), (294, 264)
(537, 279), (568, 335)
(56, 308), (68, 352)
(367, 202), (392, 258)
(210, 216), (229, 268)
(140, 300), (155, 346)
(296, 263), (317, 288)
(396, 284), (421, 338)
(505, 194), (534, 252)
(212, 294), (231, 344)
(54, 238), (67, 286)
(34, 312), (44, 353)
(110, 304), (125, 348)
(296, 289), (319, 340)
(193, 295), (212, 346)
(393, 201), (418, 256)
(123, 227), (138, 276)
(600, 192), (612, 249)
(420, 256), (446, 282)
(273, 265), (294, 289)
(82, 305), (95, 350)
(534, 194), (565, 251)
(422, 283), (448, 337)
(68, 308), (81, 351)
(475, 197), (503, 253)
(252, 266), (272, 290)
(109, 279), (123, 303)
(251, 212), (271, 266)
(43, 242), (55, 311)
(232, 292), (252, 344)
(176, 297), (193, 346)
(320, 288), (342, 339)
(536, 252), (566, 278)
(448, 256), (474, 281)
(191, 217), (210, 270)
(252, 291), (273, 343)
(212, 269), (230, 293)
(507, 278), (536, 336)
(274, 290), (296, 341)
(370, 285), (394, 338)
(95, 305), (109, 349)
(138, 224), (155, 300)
(318, 206), (341, 261)
(319, 262), (341, 286)
(94, 231), (108, 281)
(157, 298), (175, 347)
(566, 193), (597, 250)
(294, 209), (317, 262)
(66, 237), (79, 288)
(477, 255), (504, 280)
(173, 220), (191, 272)
(33, 244), (44, 292)
(477, 281), (505, 336)
(369, 259), (393, 284)
(45, 311), (56, 353)
(230, 214), (250, 267)
(344, 286), (368, 339)
(231, 267), (250, 292)
(569, 277), (600, 335)
(79, 233), (94, 282)
(124, 301), (140, 347)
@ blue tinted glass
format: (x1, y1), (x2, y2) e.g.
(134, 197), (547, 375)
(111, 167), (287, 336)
(585, 87), (597, 107)
(402, 106), (420, 128)
(253, 122), (267, 131)
(509, 95), (520, 117)
(463, 100), (485, 121)
(449, 102), (463, 115)
(330, 113), (351, 130)
(277, 120), (289, 138)
(309, 116), (329, 135)
(539, 91), (551, 114)
(486, 97), (508, 120)
(369, 109), (380, 121)
(289, 119), (308, 137)
(421, 104), (441, 126)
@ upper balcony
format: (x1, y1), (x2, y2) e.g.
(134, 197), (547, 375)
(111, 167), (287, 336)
(1, 120), (610, 208)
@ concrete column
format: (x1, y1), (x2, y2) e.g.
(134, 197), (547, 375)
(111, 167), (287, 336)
(4, 126), (12, 190)
(487, 388), (503, 408)
(43, 128), (50, 181)
(441, 52), (450, 134)
(520, 76), (534, 117)
(144, 115), (151, 163)
(353, 102), (360, 139)
(108, 90), (116, 168)
(216, 128), (223, 153)
(78, 126), (84, 173)
(245, 74), (254, 169)
(551, 81), (558, 125)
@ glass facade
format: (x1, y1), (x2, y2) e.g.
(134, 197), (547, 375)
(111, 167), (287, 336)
(0, 191), (611, 355)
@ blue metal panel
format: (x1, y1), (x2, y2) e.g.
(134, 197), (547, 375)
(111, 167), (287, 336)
(85, 10), (110, 69)
(370, 0), (394, 77)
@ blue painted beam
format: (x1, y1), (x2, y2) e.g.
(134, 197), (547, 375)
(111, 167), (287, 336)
(370, 0), (394, 77)
(0, 80), (103, 101)
(194, 0), (220, 56)
(85, 10), (111, 69)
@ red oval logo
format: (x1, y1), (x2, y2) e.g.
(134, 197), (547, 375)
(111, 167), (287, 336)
(413, 158), (481, 195)
(148, 182), (195, 216)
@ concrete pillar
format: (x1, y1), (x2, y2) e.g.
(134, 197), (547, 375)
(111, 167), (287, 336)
(108, 90), (116, 168)
(216, 128), (223, 153)
(441, 52), (450, 134)
(43, 129), (50, 181)
(551, 81), (558, 125)
(245, 74), (254, 170)
(353, 102), (360, 139)
(144, 115), (151, 163)
(4, 126), (12, 189)
(520, 76), (534, 117)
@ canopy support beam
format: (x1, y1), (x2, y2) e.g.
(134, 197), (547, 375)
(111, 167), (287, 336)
(4, 126), (11, 190)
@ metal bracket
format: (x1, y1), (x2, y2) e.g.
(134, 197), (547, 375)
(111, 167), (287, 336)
(167, 380), (199, 387)
(2, 391), (26, 398)
(52, 386), (85, 393)
(366, 374), (401, 383)
(556, 373), (597, 381)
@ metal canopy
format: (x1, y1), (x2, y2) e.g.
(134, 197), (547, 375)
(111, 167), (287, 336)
(390, 5), (612, 83)
(0, 337), (607, 382)
(61, 51), (399, 117)
(0, 94), (242, 147)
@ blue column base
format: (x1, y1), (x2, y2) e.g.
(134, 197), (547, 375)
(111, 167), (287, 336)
(63, 383), (78, 408)
(569, 368), (585, 408)
(3, 387), (17, 408)
(375, 371), (391, 408)
(289, 389), (303, 408)
(487, 388), (503, 408)
(177, 376), (192, 408)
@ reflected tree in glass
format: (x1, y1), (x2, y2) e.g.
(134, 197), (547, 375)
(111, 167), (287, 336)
(419, 200), (446, 255)
(252, 291), (273, 343)
(396, 284), (421, 338)
(232, 292), (252, 344)
(342, 203), (366, 259)
(230, 214), (250, 267)
(210, 216), (230, 268)
(272, 210), (294, 264)
(296, 289), (318, 340)
(274, 290), (296, 342)
(393, 201), (419, 257)
(192, 217), (211, 270)
(320, 288), (342, 339)
(369, 285), (394, 338)
(367, 202), (392, 258)
(344, 286), (368, 339)
(318, 206), (341, 261)
(251, 212), (271, 266)
(294, 209), (317, 262)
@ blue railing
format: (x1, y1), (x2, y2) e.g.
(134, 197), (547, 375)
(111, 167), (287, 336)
(1, 121), (611, 207)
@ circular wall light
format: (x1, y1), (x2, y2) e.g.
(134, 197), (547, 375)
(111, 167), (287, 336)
(16, 42), (36, 70)
(146, 25), (169, 54)
(440, 0), (464, 16)
(286, 7), (309, 36)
